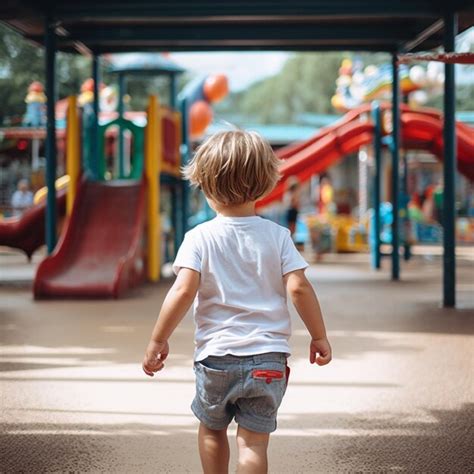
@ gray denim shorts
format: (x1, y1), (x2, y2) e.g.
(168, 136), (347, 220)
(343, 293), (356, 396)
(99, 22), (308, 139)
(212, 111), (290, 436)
(192, 352), (289, 433)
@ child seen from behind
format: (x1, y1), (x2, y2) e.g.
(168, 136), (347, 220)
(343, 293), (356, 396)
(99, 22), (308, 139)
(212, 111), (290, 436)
(143, 131), (332, 474)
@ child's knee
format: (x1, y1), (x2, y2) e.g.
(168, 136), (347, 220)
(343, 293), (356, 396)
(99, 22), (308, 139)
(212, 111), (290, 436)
(237, 425), (270, 449)
(200, 422), (228, 438)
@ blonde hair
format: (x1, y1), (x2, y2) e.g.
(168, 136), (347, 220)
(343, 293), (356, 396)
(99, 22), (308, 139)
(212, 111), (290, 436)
(183, 130), (280, 206)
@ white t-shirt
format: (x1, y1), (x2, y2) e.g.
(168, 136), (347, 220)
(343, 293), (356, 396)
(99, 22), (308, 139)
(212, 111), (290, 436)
(173, 215), (308, 361)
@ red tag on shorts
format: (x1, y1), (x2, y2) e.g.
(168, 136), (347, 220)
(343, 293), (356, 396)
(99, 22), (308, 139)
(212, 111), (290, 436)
(252, 369), (284, 384)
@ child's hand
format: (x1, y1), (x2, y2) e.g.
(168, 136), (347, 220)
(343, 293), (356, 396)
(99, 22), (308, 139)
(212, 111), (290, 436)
(310, 337), (332, 366)
(142, 340), (169, 377)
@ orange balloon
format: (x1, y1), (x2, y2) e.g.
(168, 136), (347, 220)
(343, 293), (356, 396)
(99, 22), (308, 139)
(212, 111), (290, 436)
(203, 75), (229, 103)
(190, 100), (213, 138)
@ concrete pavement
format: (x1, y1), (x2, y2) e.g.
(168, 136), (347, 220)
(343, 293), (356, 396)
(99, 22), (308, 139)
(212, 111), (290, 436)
(1, 248), (473, 473)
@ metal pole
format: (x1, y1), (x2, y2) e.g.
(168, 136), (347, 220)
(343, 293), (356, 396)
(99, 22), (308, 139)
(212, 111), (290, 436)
(170, 75), (177, 109)
(171, 183), (182, 259)
(443, 11), (458, 308)
(391, 53), (400, 280)
(371, 103), (382, 269)
(180, 98), (190, 241)
(402, 151), (411, 261)
(118, 72), (125, 178)
(45, 18), (57, 253)
(92, 54), (100, 180)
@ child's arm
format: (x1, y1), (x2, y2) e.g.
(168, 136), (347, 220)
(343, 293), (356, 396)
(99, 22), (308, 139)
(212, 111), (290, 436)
(142, 268), (200, 377)
(285, 269), (332, 366)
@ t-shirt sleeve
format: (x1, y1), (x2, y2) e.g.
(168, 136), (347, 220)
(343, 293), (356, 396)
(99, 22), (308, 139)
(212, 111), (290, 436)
(280, 229), (309, 276)
(172, 230), (202, 275)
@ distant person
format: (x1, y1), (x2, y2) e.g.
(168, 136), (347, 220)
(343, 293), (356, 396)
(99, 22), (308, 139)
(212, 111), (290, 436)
(433, 180), (444, 225)
(408, 192), (424, 222)
(284, 176), (301, 236)
(142, 131), (332, 474)
(318, 174), (334, 216)
(11, 179), (34, 216)
(422, 185), (436, 223)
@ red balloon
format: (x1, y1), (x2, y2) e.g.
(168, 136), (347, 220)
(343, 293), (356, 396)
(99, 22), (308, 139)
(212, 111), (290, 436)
(189, 100), (213, 138)
(81, 78), (95, 92)
(29, 81), (44, 93)
(203, 75), (229, 103)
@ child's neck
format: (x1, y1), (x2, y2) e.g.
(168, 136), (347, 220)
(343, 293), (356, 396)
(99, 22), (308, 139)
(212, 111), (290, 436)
(215, 201), (256, 217)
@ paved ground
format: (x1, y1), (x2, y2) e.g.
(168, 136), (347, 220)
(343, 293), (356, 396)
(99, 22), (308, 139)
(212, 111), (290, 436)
(1, 247), (473, 473)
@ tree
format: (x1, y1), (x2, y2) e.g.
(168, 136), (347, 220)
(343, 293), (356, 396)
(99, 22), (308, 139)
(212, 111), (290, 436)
(0, 24), (91, 125)
(232, 52), (347, 124)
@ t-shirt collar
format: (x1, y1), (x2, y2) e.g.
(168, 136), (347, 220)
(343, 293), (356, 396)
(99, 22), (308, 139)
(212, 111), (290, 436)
(215, 214), (261, 224)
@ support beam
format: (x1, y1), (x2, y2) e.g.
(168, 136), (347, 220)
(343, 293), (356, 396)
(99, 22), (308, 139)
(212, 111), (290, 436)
(54, 3), (439, 20)
(92, 53), (100, 180)
(402, 151), (411, 261)
(52, 23), (424, 44)
(180, 98), (190, 243)
(403, 18), (443, 52)
(44, 18), (57, 253)
(443, 11), (458, 308)
(118, 72), (126, 178)
(37, 42), (410, 54)
(170, 75), (177, 109)
(391, 53), (400, 280)
(371, 103), (382, 270)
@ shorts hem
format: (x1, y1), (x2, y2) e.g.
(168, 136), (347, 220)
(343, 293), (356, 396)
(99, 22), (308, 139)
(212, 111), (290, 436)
(191, 399), (232, 431)
(235, 413), (277, 434)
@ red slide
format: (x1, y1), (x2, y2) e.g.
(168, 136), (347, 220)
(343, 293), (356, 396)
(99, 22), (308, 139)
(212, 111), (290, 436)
(34, 179), (146, 299)
(258, 106), (474, 208)
(0, 189), (66, 259)
(275, 103), (442, 161)
(401, 112), (474, 182)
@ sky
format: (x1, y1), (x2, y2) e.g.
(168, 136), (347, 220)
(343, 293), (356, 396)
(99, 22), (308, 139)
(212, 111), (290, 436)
(170, 27), (473, 91)
(170, 52), (290, 92)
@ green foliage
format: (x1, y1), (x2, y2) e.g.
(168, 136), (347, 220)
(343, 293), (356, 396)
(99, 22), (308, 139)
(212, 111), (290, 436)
(0, 24), (90, 125)
(234, 52), (346, 124)
(214, 52), (390, 124)
(425, 83), (474, 111)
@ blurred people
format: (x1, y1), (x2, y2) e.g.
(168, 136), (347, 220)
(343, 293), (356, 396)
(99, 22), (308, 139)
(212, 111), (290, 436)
(408, 192), (424, 222)
(11, 179), (34, 216)
(284, 176), (300, 236)
(421, 185), (436, 223)
(433, 180), (444, 225)
(318, 174), (334, 216)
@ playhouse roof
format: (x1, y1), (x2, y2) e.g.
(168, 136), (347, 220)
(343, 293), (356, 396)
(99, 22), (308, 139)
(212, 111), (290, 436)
(1, 1), (473, 54)
(105, 53), (185, 75)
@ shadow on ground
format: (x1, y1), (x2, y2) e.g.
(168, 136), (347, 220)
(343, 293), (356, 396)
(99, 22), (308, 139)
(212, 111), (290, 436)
(1, 404), (473, 473)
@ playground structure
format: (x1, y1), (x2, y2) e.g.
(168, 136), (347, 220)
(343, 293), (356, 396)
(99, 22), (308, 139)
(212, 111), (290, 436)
(2, 91), (474, 292)
(257, 101), (474, 257)
(0, 186), (67, 259)
(0, 55), (229, 298)
(33, 95), (164, 298)
(0, 2), (472, 307)
(260, 105), (474, 207)
(331, 58), (444, 112)
(33, 73), (227, 298)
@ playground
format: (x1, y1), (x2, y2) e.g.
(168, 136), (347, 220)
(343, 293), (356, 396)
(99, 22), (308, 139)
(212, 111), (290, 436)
(1, 1), (474, 473)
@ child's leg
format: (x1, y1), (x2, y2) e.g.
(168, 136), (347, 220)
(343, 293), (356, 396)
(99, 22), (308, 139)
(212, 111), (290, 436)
(198, 422), (230, 474)
(236, 425), (270, 474)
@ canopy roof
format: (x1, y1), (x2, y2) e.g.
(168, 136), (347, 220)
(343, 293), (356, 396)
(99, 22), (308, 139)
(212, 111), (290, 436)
(1, 1), (473, 54)
(105, 53), (185, 75)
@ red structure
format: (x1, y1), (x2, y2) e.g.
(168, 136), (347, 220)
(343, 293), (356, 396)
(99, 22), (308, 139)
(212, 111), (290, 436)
(34, 180), (146, 299)
(258, 104), (474, 208)
(0, 189), (66, 259)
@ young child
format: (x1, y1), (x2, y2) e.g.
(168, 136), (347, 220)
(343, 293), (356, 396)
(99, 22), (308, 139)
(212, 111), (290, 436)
(143, 131), (332, 474)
